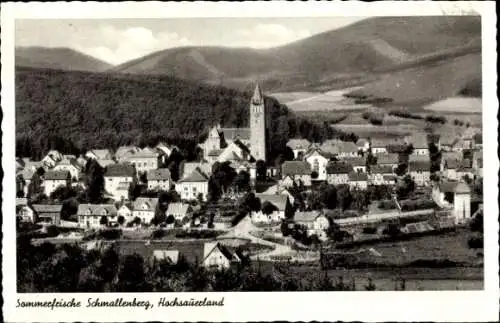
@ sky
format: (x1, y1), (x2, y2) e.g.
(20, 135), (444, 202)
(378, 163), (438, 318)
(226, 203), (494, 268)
(15, 17), (366, 65)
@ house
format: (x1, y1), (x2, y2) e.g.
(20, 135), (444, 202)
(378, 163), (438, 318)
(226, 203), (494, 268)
(76, 156), (88, 168)
(281, 161), (312, 187)
(17, 205), (36, 223)
(451, 138), (469, 152)
(22, 159), (42, 172)
(96, 159), (116, 169)
(348, 172), (368, 190)
(212, 214), (234, 230)
(77, 204), (118, 228)
(53, 159), (82, 180)
(166, 202), (193, 221)
(406, 133), (429, 155)
(46, 150), (64, 163)
(432, 181), (472, 223)
(370, 139), (389, 154)
(220, 128), (251, 147)
(41, 155), (57, 169)
(181, 161), (213, 179)
(376, 153), (399, 169)
(132, 197), (159, 225)
(368, 165), (395, 185)
(343, 157), (366, 173)
(408, 154), (430, 163)
(43, 170), (71, 197)
(203, 242), (242, 270)
(117, 203), (134, 224)
(356, 138), (370, 153)
(147, 168), (171, 191)
(439, 133), (459, 152)
(442, 159), (460, 180)
(457, 167), (475, 181)
(319, 140), (341, 156)
(326, 162), (352, 185)
(252, 194), (291, 223)
(262, 184), (295, 205)
(125, 148), (160, 174)
(408, 161), (431, 186)
(304, 149), (330, 181)
(294, 211), (330, 239)
(32, 204), (62, 225)
(114, 146), (141, 162)
(152, 250), (180, 264)
(382, 174), (397, 185)
(175, 167), (210, 201)
(216, 141), (251, 164)
(287, 138), (311, 160)
(86, 149), (113, 160)
(461, 128), (477, 149)
(336, 141), (359, 159)
(104, 164), (136, 201)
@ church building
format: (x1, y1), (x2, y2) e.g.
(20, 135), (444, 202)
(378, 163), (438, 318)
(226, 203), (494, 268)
(199, 83), (267, 163)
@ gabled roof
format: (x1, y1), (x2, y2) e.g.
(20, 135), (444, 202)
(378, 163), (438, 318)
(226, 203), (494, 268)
(370, 165), (394, 175)
(408, 155), (430, 163)
(55, 159), (82, 170)
(409, 161), (430, 172)
(104, 164), (135, 177)
(281, 161), (312, 176)
(455, 182), (471, 194)
(406, 133), (428, 149)
(155, 142), (178, 155)
(220, 128), (251, 141)
(115, 146), (141, 159)
(356, 138), (369, 147)
(88, 149), (113, 160)
(182, 162), (213, 178)
(377, 153), (399, 165)
(326, 162), (353, 174)
(19, 168), (35, 181)
(348, 172), (368, 181)
(77, 204), (118, 216)
(128, 147), (159, 158)
(255, 194), (289, 211)
(208, 149), (224, 157)
(166, 202), (193, 216)
(287, 138), (311, 150)
(445, 159), (460, 169)
(204, 242), (241, 262)
(44, 170), (71, 180)
(133, 197), (159, 212)
(337, 141), (358, 153)
(319, 140), (340, 155)
(178, 167), (210, 183)
(32, 204), (63, 213)
(147, 168), (171, 181)
(342, 157), (366, 167)
(437, 181), (459, 193)
(304, 147), (334, 160)
(294, 211), (323, 223)
(442, 151), (462, 162)
(96, 159), (116, 168)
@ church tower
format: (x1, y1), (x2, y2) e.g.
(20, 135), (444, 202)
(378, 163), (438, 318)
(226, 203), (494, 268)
(250, 83), (266, 162)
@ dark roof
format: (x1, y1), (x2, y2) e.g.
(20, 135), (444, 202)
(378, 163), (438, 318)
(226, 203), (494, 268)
(221, 128), (251, 141)
(342, 157), (366, 167)
(377, 153), (399, 165)
(281, 161), (312, 176)
(409, 161), (430, 172)
(287, 139), (311, 150)
(44, 170), (71, 180)
(370, 165), (394, 174)
(326, 162), (353, 174)
(147, 168), (171, 181)
(105, 164), (135, 177)
(32, 204), (62, 213)
(348, 172), (368, 181)
(386, 144), (408, 153)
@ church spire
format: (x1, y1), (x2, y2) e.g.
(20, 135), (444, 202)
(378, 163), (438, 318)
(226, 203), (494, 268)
(252, 83), (263, 105)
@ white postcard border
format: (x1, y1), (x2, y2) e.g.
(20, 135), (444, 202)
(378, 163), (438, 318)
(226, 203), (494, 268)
(2, 1), (498, 322)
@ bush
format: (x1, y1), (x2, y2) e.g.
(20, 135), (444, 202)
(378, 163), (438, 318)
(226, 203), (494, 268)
(45, 225), (60, 237)
(400, 199), (437, 212)
(377, 199), (396, 210)
(97, 229), (122, 240)
(468, 236), (483, 249)
(151, 229), (167, 239)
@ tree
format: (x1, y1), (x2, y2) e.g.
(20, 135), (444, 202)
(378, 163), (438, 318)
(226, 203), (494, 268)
(396, 175), (415, 200)
(336, 185), (352, 211)
(262, 201), (278, 215)
(117, 215), (125, 226)
(394, 163), (408, 176)
(165, 215), (175, 225)
(256, 160), (267, 181)
(100, 216), (108, 226)
(281, 220), (291, 237)
(84, 159), (105, 203)
(311, 171), (319, 179)
(234, 170), (251, 193)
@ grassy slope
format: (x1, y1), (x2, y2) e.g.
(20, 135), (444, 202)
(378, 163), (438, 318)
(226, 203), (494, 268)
(16, 47), (112, 72)
(110, 16), (481, 93)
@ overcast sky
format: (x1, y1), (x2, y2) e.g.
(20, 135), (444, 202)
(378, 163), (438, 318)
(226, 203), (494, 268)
(15, 18), (366, 65)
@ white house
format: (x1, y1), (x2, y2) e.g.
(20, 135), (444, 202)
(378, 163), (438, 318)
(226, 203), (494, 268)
(356, 138), (370, 153)
(31, 204), (62, 226)
(376, 153), (399, 170)
(305, 149), (330, 181)
(406, 134), (429, 156)
(152, 250), (180, 264)
(104, 164), (136, 201)
(281, 161), (312, 187)
(294, 211), (330, 239)
(41, 155), (57, 169)
(442, 159), (460, 181)
(43, 170), (71, 197)
(117, 203), (134, 224)
(132, 197), (159, 224)
(53, 159), (82, 180)
(252, 194), (291, 223)
(203, 242), (241, 270)
(336, 141), (359, 159)
(77, 204), (118, 228)
(17, 205), (36, 223)
(408, 161), (431, 186)
(368, 165), (394, 186)
(326, 162), (352, 185)
(114, 146), (141, 163)
(126, 147), (161, 174)
(46, 150), (64, 163)
(155, 142), (178, 158)
(175, 167), (210, 201)
(147, 168), (171, 191)
(166, 202), (193, 221)
(287, 138), (311, 160)
(453, 182), (471, 224)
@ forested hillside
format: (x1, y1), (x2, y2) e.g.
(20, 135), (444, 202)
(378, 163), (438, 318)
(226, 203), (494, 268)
(16, 67), (354, 162)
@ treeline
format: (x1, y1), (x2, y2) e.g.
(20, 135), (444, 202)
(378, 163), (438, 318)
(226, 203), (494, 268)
(17, 237), (368, 292)
(16, 67), (357, 163)
(387, 110), (447, 124)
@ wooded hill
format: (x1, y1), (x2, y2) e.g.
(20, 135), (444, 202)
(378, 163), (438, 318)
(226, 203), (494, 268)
(16, 67), (354, 162)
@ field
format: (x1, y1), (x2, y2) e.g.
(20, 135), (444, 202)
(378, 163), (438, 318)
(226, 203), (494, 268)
(422, 96), (482, 113)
